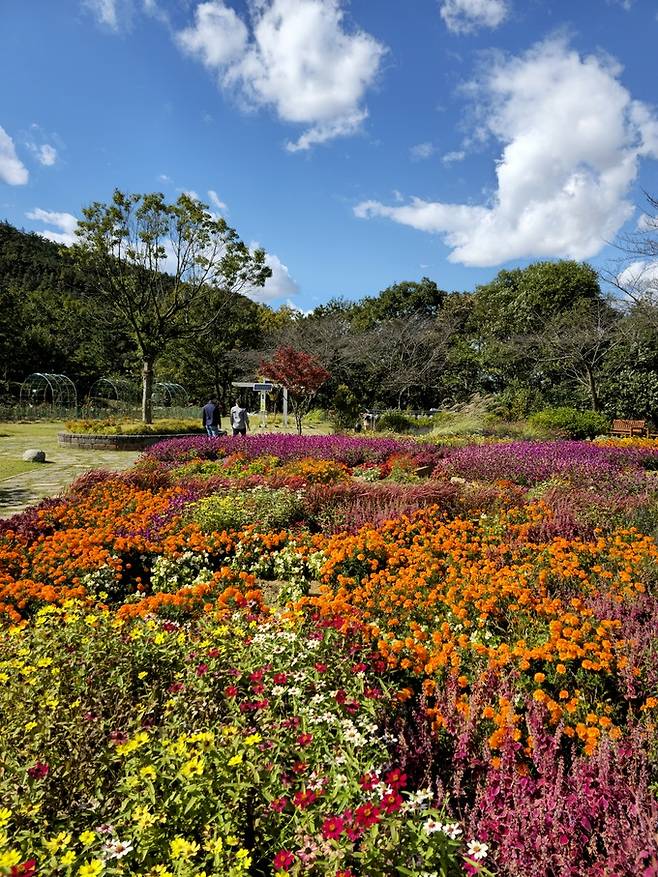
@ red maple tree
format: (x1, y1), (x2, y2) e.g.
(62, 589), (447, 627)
(260, 346), (331, 434)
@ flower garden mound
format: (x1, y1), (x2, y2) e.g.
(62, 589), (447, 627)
(1, 434), (658, 875)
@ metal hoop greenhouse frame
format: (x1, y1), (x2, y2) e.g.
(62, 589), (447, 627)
(152, 382), (188, 408)
(88, 377), (141, 410)
(20, 373), (78, 411)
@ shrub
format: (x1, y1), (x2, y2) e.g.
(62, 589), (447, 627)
(192, 487), (303, 533)
(490, 384), (545, 421)
(65, 418), (203, 435)
(528, 407), (610, 439)
(332, 383), (362, 430)
(375, 411), (416, 433)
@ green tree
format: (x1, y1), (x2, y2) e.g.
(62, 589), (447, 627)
(352, 277), (446, 330)
(72, 190), (271, 422)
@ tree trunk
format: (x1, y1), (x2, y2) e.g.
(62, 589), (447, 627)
(584, 363), (600, 412)
(142, 357), (154, 424)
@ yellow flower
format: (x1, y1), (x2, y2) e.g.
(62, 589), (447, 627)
(78, 859), (104, 877)
(244, 734), (261, 746)
(25, 721), (38, 732)
(116, 731), (149, 756)
(149, 868), (174, 877)
(205, 837), (223, 855)
(132, 806), (156, 831)
(226, 836), (239, 846)
(79, 831), (96, 846)
(61, 850), (76, 866)
(0, 673), (8, 683)
(138, 671), (148, 680)
(0, 808), (11, 829)
(181, 756), (205, 777)
(45, 831), (72, 853)
(236, 849), (250, 861)
(169, 837), (200, 861)
(140, 765), (157, 779)
(0, 850), (21, 869)
(228, 754), (243, 766)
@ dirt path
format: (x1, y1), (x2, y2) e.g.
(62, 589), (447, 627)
(0, 423), (140, 518)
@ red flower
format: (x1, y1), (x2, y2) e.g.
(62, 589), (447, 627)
(292, 761), (308, 774)
(273, 672), (287, 684)
(296, 733), (313, 747)
(351, 662), (367, 673)
(207, 647), (220, 658)
(337, 871), (355, 877)
(270, 796), (288, 812)
(314, 662), (327, 673)
(27, 762), (49, 780)
(11, 861), (37, 877)
(293, 789), (317, 809)
(251, 683), (265, 695)
(321, 815), (345, 840)
(381, 791), (403, 814)
(385, 768), (407, 790)
(195, 663), (208, 676)
(359, 772), (377, 791)
(354, 802), (381, 828)
(224, 685), (239, 698)
(273, 850), (295, 871)
(250, 669), (264, 682)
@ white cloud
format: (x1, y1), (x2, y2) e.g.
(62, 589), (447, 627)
(0, 127), (29, 185)
(177, 1), (248, 68)
(618, 260), (658, 297)
(355, 38), (658, 267)
(442, 149), (465, 164)
(83, 0), (121, 29)
(439, 0), (510, 34)
(410, 142), (435, 161)
(208, 188), (228, 211)
(245, 244), (299, 303)
(26, 208), (78, 246)
(29, 143), (58, 166)
(176, 0), (386, 151)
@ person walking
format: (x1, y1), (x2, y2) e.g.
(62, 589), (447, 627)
(201, 398), (222, 437)
(230, 399), (250, 436)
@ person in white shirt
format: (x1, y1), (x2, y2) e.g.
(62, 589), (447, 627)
(230, 400), (250, 436)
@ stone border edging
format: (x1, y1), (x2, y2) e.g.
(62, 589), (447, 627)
(58, 431), (211, 451)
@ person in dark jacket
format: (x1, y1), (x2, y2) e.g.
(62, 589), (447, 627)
(202, 399), (221, 437)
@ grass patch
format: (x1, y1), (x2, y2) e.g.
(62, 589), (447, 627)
(0, 459), (43, 480)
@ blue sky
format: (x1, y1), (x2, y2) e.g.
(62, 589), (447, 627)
(2, 0), (658, 310)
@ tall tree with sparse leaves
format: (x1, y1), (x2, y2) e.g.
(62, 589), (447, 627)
(260, 346), (330, 435)
(71, 190), (271, 422)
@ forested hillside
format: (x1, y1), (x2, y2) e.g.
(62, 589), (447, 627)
(2, 220), (658, 420)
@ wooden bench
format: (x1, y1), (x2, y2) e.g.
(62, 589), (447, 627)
(611, 419), (649, 437)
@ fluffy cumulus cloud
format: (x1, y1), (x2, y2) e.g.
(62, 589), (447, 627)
(244, 244), (299, 303)
(176, 0), (386, 151)
(618, 260), (658, 299)
(0, 126), (29, 185)
(26, 208), (79, 246)
(355, 38), (658, 267)
(439, 0), (509, 34)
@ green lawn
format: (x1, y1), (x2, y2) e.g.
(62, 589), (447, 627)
(0, 458), (42, 480)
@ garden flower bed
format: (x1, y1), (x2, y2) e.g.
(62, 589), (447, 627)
(1, 435), (658, 876)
